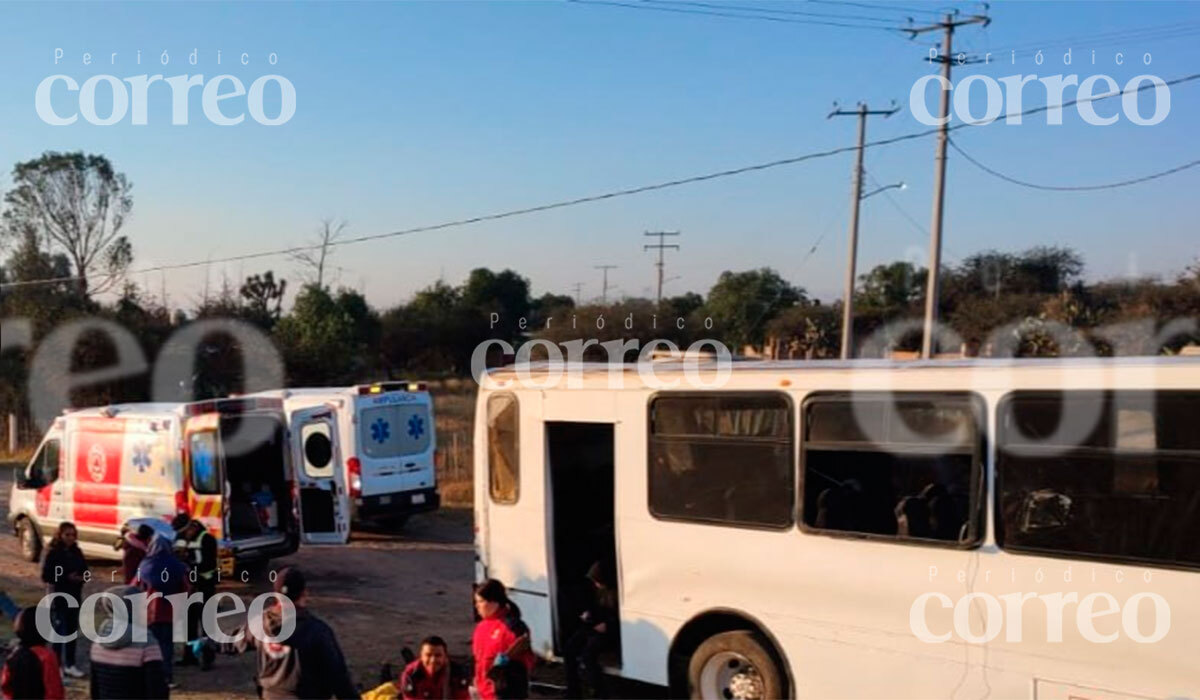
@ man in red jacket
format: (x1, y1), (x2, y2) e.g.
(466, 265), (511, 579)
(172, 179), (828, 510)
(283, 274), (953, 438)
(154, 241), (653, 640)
(398, 637), (469, 700)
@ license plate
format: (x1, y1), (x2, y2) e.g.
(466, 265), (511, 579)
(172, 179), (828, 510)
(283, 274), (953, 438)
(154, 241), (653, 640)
(379, 495), (391, 505)
(411, 493), (426, 505)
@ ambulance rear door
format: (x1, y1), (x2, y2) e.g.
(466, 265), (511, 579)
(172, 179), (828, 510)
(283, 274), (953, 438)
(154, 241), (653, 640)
(291, 406), (350, 544)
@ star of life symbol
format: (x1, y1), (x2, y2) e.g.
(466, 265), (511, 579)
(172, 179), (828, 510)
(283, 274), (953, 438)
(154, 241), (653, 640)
(87, 443), (108, 482)
(407, 414), (425, 440)
(371, 417), (390, 444)
(132, 442), (153, 473)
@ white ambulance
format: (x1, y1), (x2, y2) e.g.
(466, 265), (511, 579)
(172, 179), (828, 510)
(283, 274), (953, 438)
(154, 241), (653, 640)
(252, 382), (439, 527)
(6, 397), (350, 573)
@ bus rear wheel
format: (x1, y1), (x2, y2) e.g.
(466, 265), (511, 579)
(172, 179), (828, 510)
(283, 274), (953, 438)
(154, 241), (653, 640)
(687, 631), (784, 700)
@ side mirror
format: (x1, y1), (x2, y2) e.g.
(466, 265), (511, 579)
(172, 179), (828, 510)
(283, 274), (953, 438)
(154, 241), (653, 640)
(14, 466), (29, 489)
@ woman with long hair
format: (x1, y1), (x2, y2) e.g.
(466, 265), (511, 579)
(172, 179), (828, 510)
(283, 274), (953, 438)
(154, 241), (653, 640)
(471, 579), (535, 700)
(40, 521), (87, 678)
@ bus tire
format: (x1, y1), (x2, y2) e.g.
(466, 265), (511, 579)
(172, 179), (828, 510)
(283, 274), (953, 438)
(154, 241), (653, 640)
(17, 518), (42, 563)
(687, 630), (784, 700)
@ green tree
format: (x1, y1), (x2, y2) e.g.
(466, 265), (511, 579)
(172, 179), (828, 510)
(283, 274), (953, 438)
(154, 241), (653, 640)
(2, 152), (134, 298)
(239, 271), (288, 329)
(856, 261), (925, 311)
(705, 268), (805, 350)
(275, 284), (359, 385)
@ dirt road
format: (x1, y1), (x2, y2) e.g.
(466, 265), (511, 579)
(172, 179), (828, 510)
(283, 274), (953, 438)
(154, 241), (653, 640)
(0, 463), (478, 698)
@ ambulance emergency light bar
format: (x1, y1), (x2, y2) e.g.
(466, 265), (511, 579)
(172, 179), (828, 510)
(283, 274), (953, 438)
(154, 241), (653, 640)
(182, 397), (284, 417)
(358, 382), (427, 395)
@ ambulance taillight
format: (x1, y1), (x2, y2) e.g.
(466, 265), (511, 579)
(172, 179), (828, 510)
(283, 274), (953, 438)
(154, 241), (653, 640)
(347, 457), (363, 499)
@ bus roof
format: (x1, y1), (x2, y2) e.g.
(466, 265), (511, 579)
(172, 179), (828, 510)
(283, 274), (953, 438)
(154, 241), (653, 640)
(485, 355), (1195, 377)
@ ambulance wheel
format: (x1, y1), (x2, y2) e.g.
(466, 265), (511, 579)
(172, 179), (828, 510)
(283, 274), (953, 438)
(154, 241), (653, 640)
(18, 519), (42, 562)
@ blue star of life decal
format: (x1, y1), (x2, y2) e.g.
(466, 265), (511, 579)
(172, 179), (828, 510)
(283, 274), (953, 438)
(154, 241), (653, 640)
(132, 442), (153, 473)
(371, 417), (391, 444)
(407, 414), (425, 440)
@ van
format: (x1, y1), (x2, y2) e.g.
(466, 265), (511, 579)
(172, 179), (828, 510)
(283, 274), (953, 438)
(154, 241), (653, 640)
(253, 383), (439, 527)
(6, 397), (349, 573)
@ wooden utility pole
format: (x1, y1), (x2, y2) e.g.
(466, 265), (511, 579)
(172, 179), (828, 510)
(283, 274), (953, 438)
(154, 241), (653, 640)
(644, 231), (680, 305)
(594, 265), (618, 304)
(908, 12), (990, 358)
(829, 101), (899, 360)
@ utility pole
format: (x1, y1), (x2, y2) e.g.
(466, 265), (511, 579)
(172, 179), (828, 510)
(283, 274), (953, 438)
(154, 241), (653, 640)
(828, 101), (899, 360)
(644, 231), (680, 305)
(908, 11), (990, 358)
(570, 282), (584, 305)
(594, 265), (618, 304)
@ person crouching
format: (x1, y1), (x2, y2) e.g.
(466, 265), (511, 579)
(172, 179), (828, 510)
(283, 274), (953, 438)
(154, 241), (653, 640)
(398, 636), (469, 700)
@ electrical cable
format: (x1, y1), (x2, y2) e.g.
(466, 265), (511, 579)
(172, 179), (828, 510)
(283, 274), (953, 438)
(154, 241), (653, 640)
(948, 138), (1200, 191)
(4, 71), (1198, 290)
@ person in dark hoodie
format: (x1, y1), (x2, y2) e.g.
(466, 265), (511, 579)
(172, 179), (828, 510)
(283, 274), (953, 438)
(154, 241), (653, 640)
(88, 585), (169, 699)
(40, 521), (87, 678)
(1, 606), (64, 700)
(136, 535), (191, 689)
(234, 567), (358, 699)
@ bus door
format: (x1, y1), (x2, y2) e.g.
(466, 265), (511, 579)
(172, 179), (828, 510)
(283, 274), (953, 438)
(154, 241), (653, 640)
(545, 421), (619, 664)
(291, 406), (350, 544)
(480, 393), (555, 656)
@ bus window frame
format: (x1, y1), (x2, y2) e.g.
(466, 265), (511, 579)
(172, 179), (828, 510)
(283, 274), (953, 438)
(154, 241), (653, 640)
(995, 389), (1200, 572)
(487, 392), (520, 506)
(797, 391), (987, 550)
(645, 390), (797, 532)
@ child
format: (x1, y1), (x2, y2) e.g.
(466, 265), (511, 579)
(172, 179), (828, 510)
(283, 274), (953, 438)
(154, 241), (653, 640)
(2, 607), (65, 700)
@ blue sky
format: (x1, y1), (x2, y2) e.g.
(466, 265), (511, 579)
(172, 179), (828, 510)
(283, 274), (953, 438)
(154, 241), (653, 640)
(1, 0), (1197, 309)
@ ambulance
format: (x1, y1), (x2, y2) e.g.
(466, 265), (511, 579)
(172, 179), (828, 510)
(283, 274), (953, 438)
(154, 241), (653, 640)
(6, 396), (350, 573)
(251, 382), (439, 527)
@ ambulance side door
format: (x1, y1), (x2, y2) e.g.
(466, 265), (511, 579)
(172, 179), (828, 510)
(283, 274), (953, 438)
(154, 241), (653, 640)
(291, 406), (350, 544)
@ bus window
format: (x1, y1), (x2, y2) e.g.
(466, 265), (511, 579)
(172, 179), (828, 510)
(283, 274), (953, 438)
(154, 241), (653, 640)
(487, 394), (519, 504)
(648, 393), (793, 528)
(801, 393), (983, 546)
(997, 390), (1200, 569)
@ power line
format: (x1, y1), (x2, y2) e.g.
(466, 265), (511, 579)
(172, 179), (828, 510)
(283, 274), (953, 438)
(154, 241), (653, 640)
(4, 71), (1199, 291)
(642, 0), (906, 23)
(808, 0), (948, 16)
(948, 138), (1200, 192)
(981, 21), (1200, 57)
(568, 0), (909, 30)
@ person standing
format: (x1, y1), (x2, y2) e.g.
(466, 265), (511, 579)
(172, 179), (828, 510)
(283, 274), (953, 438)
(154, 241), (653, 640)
(397, 636), (469, 700)
(1, 607), (64, 700)
(40, 521), (86, 678)
(233, 567), (359, 699)
(173, 516), (217, 670)
(88, 585), (169, 699)
(471, 580), (535, 700)
(136, 536), (190, 689)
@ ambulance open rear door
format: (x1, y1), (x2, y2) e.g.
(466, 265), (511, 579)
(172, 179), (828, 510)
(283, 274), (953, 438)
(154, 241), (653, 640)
(291, 406), (350, 544)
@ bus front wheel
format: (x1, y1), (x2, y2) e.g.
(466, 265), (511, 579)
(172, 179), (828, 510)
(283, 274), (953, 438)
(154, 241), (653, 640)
(687, 630), (784, 700)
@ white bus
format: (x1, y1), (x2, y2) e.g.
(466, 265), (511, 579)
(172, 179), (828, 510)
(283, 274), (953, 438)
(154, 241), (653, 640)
(473, 357), (1199, 700)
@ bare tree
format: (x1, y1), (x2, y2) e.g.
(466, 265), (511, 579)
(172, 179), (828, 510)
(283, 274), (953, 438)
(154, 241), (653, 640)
(1, 152), (133, 298)
(291, 218), (348, 289)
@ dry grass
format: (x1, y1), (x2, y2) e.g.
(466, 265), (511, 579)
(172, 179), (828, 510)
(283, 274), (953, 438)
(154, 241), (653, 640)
(432, 381), (477, 506)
